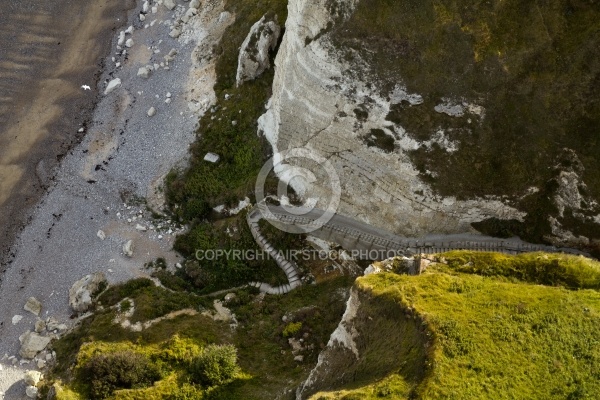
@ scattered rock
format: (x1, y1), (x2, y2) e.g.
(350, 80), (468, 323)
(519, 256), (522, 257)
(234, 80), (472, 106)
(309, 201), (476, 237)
(190, 0), (200, 8)
(24, 370), (43, 386)
(34, 319), (46, 333)
(97, 230), (106, 240)
(69, 272), (107, 313)
(147, 107), (156, 117)
(139, 13), (146, 21)
(46, 317), (64, 332)
(204, 152), (220, 163)
(12, 315), (23, 325)
(104, 78), (121, 95)
(25, 385), (38, 399)
(169, 28), (181, 38)
(224, 293), (236, 303)
(123, 239), (135, 257)
(125, 38), (134, 48)
(137, 66), (152, 78)
(294, 355), (304, 362)
(37, 359), (46, 369)
(135, 224), (147, 231)
(24, 297), (42, 316)
(125, 25), (134, 34)
(142, 0), (149, 12)
(19, 332), (51, 359)
(117, 31), (125, 46)
(166, 92), (172, 98)
(236, 15), (281, 86)
(164, 0), (176, 10)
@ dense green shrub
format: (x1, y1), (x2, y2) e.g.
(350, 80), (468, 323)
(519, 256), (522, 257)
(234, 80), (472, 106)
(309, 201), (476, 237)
(191, 344), (240, 386)
(84, 351), (161, 399)
(282, 322), (302, 338)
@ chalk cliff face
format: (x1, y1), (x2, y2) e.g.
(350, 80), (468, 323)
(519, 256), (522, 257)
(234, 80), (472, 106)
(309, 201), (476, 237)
(259, 0), (525, 237)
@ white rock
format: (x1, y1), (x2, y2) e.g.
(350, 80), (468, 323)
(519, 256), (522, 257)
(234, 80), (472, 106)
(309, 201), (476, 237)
(12, 315), (23, 325)
(25, 386), (38, 399)
(97, 230), (106, 240)
(24, 297), (42, 316)
(164, 0), (176, 10)
(104, 78), (121, 95)
(24, 370), (43, 386)
(34, 319), (46, 333)
(169, 28), (181, 38)
(190, 0), (200, 8)
(37, 359), (46, 369)
(236, 15), (280, 85)
(69, 272), (107, 313)
(117, 31), (125, 46)
(125, 25), (134, 34)
(142, 0), (149, 12)
(123, 240), (134, 257)
(135, 224), (147, 231)
(125, 38), (134, 48)
(166, 92), (172, 98)
(19, 332), (51, 359)
(137, 66), (152, 78)
(152, 5), (158, 13)
(165, 98), (171, 104)
(140, 13), (146, 21)
(175, 263), (182, 269)
(147, 107), (156, 117)
(78, 127), (84, 133)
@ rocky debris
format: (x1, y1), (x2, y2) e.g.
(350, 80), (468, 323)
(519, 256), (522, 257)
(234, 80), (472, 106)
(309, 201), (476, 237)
(24, 370), (43, 386)
(294, 355), (304, 362)
(236, 15), (280, 86)
(169, 28), (182, 38)
(137, 66), (152, 78)
(123, 239), (135, 256)
(135, 224), (147, 231)
(117, 31), (125, 46)
(37, 359), (46, 369)
(19, 331), (51, 359)
(142, 0), (149, 12)
(24, 297), (42, 316)
(203, 152), (219, 163)
(25, 385), (38, 399)
(139, 13), (146, 22)
(164, 0), (177, 10)
(97, 229), (106, 240)
(190, 0), (201, 8)
(164, 48), (177, 63)
(104, 78), (121, 95)
(34, 319), (46, 333)
(12, 315), (23, 325)
(69, 272), (107, 313)
(125, 25), (134, 34)
(46, 317), (67, 333)
(125, 38), (134, 48)
(147, 106), (157, 117)
(224, 293), (236, 303)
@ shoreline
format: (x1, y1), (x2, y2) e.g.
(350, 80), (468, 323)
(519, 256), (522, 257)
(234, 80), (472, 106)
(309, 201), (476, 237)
(0, 0), (137, 275)
(0, 0), (231, 395)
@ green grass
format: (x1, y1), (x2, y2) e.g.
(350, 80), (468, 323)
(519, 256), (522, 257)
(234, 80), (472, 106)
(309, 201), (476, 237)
(331, 0), (600, 249)
(310, 252), (600, 399)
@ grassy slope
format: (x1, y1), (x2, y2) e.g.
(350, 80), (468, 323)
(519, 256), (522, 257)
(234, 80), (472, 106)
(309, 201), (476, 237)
(311, 252), (600, 399)
(331, 0), (600, 247)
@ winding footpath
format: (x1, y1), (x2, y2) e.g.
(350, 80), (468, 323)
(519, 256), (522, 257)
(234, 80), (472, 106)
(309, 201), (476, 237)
(246, 203), (587, 294)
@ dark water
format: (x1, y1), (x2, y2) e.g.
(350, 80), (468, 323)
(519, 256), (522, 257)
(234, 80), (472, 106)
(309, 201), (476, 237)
(0, 0), (133, 265)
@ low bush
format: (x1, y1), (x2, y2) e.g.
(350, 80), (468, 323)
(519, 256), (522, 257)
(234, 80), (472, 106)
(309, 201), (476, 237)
(84, 351), (161, 399)
(191, 344), (240, 386)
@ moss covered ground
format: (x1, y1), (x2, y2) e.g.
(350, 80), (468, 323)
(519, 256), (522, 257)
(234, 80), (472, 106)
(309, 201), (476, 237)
(332, 0), (600, 249)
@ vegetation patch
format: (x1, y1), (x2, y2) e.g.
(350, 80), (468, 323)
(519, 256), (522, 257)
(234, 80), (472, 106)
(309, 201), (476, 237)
(311, 252), (600, 399)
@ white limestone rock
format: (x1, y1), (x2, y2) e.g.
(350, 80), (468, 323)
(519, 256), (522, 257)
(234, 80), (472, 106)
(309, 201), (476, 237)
(24, 370), (43, 386)
(104, 78), (121, 95)
(125, 38), (134, 48)
(19, 332), (51, 359)
(236, 15), (280, 86)
(26, 385), (38, 399)
(12, 315), (23, 325)
(97, 230), (106, 240)
(147, 107), (156, 117)
(24, 297), (42, 316)
(164, 0), (176, 10)
(137, 66), (152, 78)
(69, 272), (107, 313)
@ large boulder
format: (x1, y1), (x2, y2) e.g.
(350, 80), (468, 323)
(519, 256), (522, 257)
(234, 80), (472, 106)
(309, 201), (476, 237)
(69, 272), (107, 313)
(236, 15), (280, 86)
(19, 332), (51, 359)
